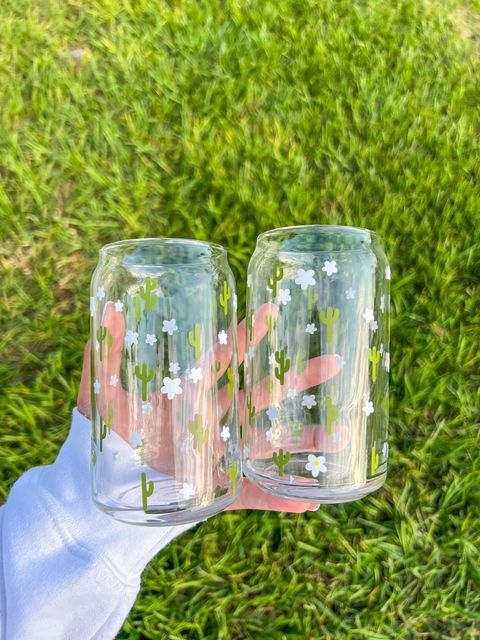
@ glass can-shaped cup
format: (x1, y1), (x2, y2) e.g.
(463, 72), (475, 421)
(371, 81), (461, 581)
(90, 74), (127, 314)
(243, 225), (390, 504)
(90, 238), (241, 525)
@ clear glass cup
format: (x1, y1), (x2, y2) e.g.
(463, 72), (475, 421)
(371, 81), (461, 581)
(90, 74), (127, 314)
(243, 225), (390, 504)
(90, 238), (241, 525)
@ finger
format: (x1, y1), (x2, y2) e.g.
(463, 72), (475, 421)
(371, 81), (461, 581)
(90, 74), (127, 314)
(225, 478), (317, 512)
(238, 302), (278, 364)
(245, 354), (342, 418)
(77, 339), (91, 419)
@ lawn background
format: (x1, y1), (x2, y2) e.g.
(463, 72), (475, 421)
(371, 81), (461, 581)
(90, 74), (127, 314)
(1, 0), (479, 638)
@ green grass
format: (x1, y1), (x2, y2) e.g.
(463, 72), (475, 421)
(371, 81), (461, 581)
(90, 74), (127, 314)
(1, 0), (479, 637)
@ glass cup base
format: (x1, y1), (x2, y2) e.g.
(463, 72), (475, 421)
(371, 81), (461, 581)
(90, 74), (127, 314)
(244, 467), (386, 504)
(94, 490), (236, 526)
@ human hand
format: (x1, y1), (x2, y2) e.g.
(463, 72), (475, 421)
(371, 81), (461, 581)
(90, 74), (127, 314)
(78, 304), (340, 513)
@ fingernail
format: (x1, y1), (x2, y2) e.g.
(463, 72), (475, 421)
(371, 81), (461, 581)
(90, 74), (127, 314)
(309, 504), (320, 511)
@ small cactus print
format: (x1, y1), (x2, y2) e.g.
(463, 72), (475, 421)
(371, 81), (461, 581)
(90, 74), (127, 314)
(141, 471), (154, 512)
(188, 323), (202, 359)
(267, 264), (284, 297)
(371, 445), (380, 475)
(368, 346), (381, 382)
(229, 462), (238, 496)
(227, 366), (235, 399)
(219, 280), (231, 317)
(274, 349), (290, 385)
(325, 397), (339, 436)
(188, 414), (208, 451)
(134, 363), (155, 401)
(272, 448), (291, 476)
(319, 307), (340, 343)
(139, 276), (159, 313)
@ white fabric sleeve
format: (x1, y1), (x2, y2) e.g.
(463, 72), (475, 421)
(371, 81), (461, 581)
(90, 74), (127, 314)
(0, 408), (204, 640)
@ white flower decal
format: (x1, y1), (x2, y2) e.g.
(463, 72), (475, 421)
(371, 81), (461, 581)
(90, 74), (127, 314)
(362, 398), (374, 416)
(160, 377), (183, 400)
(180, 482), (196, 500)
(266, 405), (279, 421)
(188, 367), (203, 384)
(266, 425), (282, 443)
(162, 318), (178, 335)
(90, 296), (96, 317)
(371, 320), (378, 333)
(221, 425), (231, 441)
(382, 442), (389, 459)
(322, 260), (338, 276)
(306, 323), (317, 335)
(95, 340), (99, 353)
(268, 353), (276, 366)
(145, 333), (157, 346)
(277, 288), (291, 306)
(97, 285), (106, 300)
(233, 292), (238, 311)
(363, 308), (375, 324)
(129, 432), (143, 448)
(287, 388), (298, 399)
(295, 268), (316, 290)
(380, 295), (386, 312)
(247, 346), (255, 361)
(125, 330), (139, 347)
(169, 362), (180, 375)
(142, 402), (153, 415)
(218, 330), (228, 345)
(380, 343), (384, 355)
(93, 379), (101, 395)
(385, 266), (391, 280)
(345, 287), (356, 299)
(384, 352), (390, 372)
(302, 394), (317, 409)
(305, 454), (327, 477)
(114, 299), (124, 313)
(109, 374), (118, 387)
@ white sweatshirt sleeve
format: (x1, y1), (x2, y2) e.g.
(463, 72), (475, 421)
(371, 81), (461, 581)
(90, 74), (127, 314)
(0, 408), (204, 640)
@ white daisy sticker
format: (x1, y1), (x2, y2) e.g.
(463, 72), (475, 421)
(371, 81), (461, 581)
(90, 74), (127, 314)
(97, 285), (106, 300)
(277, 288), (291, 306)
(345, 287), (356, 299)
(145, 333), (157, 346)
(162, 319), (178, 335)
(362, 398), (374, 416)
(305, 454), (327, 477)
(125, 330), (139, 347)
(93, 379), (101, 395)
(301, 394), (317, 409)
(322, 260), (337, 276)
(114, 299), (124, 313)
(169, 362), (180, 375)
(179, 482), (196, 500)
(295, 268), (316, 290)
(188, 367), (203, 384)
(220, 425), (231, 441)
(160, 377), (183, 400)
(306, 323), (317, 335)
(218, 330), (228, 345)
(109, 374), (118, 387)
(363, 308), (375, 324)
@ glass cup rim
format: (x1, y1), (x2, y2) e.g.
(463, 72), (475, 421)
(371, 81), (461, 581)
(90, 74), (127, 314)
(256, 224), (379, 253)
(99, 237), (227, 266)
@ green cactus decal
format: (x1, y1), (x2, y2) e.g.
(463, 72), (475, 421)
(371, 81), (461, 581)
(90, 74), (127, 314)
(132, 296), (141, 322)
(188, 414), (208, 451)
(134, 362), (155, 401)
(219, 280), (231, 317)
(295, 349), (308, 375)
(91, 448), (97, 467)
(227, 366), (235, 399)
(188, 323), (202, 360)
(246, 392), (255, 423)
(368, 346), (381, 383)
(371, 445), (379, 475)
(104, 406), (113, 434)
(264, 314), (276, 338)
(305, 287), (319, 310)
(325, 397), (339, 436)
(273, 448), (291, 476)
(247, 309), (254, 342)
(229, 462), (238, 497)
(141, 471), (154, 512)
(99, 416), (107, 452)
(319, 306), (340, 343)
(96, 326), (113, 361)
(267, 264), (284, 297)
(139, 276), (158, 313)
(274, 349), (291, 385)
(268, 379), (275, 397)
(291, 421), (304, 439)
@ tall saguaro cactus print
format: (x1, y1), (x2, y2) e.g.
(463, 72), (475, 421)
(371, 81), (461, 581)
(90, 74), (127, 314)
(319, 306), (340, 343)
(219, 280), (231, 317)
(274, 349), (290, 385)
(267, 265), (284, 297)
(135, 363), (155, 401)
